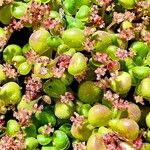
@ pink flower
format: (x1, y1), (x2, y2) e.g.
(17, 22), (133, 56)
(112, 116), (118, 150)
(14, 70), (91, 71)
(96, 77), (110, 90)
(83, 38), (95, 52)
(94, 52), (110, 64)
(60, 92), (75, 103)
(52, 66), (65, 78)
(84, 27), (96, 36)
(74, 70), (87, 83)
(41, 123), (54, 135)
(42, 18), (60, 30)
(133, 135), (143, 150)
(119, 28), (135, 41)
(142, 31), (150, 44)
(103, 133), (124, 150)
(95, 65), (107, 80)
(73, 142), (86, 150)
(98, 0), (112, 6)
(104, 90), (119, 101)
(104, 90), (129, 110)
(13, 109), (33, 127)
(89, 5), (105, 28)
(0, 132), (26, 150)
(14, 104), (43, 127)
(57, 55), (71, 69)
(21, 2), (50, 25)
(2, 63), (18, 79)
(115, 48), (128, 60)
(25, 50), (39, 64)
(113, 11), (135, 24)
(70, 112), (85, 127)
(107, 61), (120, 72)
(25, 74), (42, 100)
(112, 99), (129, 110)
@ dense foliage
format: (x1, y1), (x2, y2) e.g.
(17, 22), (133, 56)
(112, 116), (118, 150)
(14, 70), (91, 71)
(0, 0), (150, 149)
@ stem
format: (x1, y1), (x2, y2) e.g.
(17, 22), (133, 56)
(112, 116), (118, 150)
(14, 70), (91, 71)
(112, 108), (122, 119)
(107, 21), (115, 30)
(116, 110), (122, 119)
(0, 131), (6, 138)
(102, 3), (106, 19)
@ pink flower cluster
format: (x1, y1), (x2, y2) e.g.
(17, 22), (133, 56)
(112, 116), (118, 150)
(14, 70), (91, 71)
(89, 5), (105, 28)
(104, 90), (129, 110)
(113, 11), (135, 24)
(60, 92), (75, 104)
(70, 112), (85, 127)
(0, 132), (26, 150)
(2, 63), (18, 79)
(25, 74), (42, 100)
(73, 142), (86, 150)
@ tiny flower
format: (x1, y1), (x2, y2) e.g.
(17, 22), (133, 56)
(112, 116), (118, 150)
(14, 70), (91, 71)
(21, 2), (50, 26)
(33, 103), (43, 113)
(83, 38), (95, 52)
(104, 90), (119, 101)
(25, 50), (39, 64)
(106, 3), (115, 11)
(128, 50), (136, 58)
(0, 0), (13, 6)
(104, 90), (128, 110)
(70, 112), (85, 127)
(112, 99), (129, 110)
(115, 48), (128, 60)
(84, 27), (96, 36)
(13, 109), (33, 127)
(25, 74), (42, 100)
(96, 77), (110, 90)
(113, 12), (125, 24)
(74, 70), (87, 83)
(134, 23), (145, 32)
(3, 63), (18, 79)
(119, 28), (135, 41)
(89, 5), (105, 28)
(73, 142), (86, 150)
(133, 135), (143, 150)
(113, 11), (135, 24)
(42, 18), (60, 30)
(42, 123), (54, 135)
(13, 104), (43, 127)
(57, 55), (72, 69)
(107, 61), (120, 72)
(94, 52), (110, 64)
(0, 132), (26, 150)
(37, 56), (50, 66)
(142, 30), (150, 44)
(134, 96), (144, 105)
(103, 133), (123, 150)
(89, 14), (105, 28)
(98, 0), (112, 6)
(52, 66), (65, 78)
(95, 65), (107, 80)
(60, 92), (75, 103)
